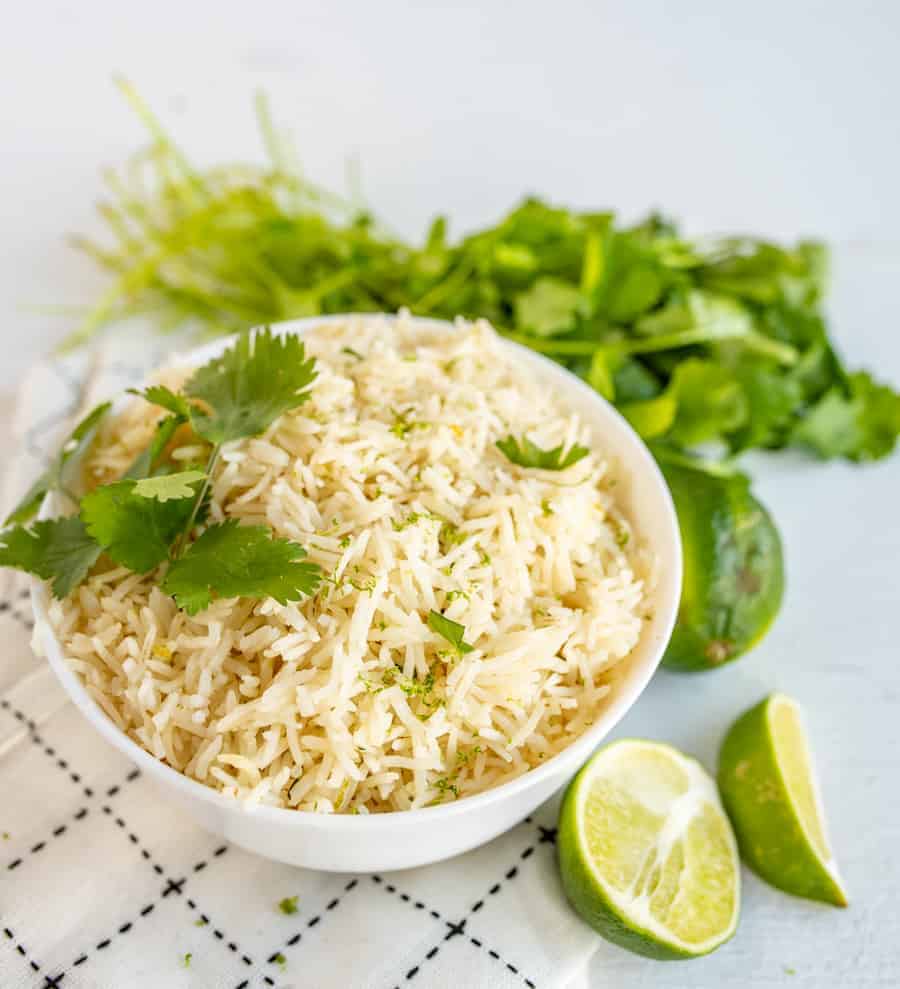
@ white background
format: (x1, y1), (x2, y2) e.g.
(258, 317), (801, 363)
(2, 2), (899, 987)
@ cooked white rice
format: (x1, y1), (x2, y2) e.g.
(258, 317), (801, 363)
(49, 315), (653, 813)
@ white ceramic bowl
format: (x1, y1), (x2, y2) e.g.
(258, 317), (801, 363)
(32, 314), (682, 872)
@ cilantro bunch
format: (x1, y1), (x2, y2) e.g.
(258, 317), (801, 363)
(0, 330), (322, 614)
(64, 82), (900, 466)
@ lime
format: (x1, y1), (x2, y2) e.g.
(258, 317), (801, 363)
(660, 462), (784, 672)
(558, 740), (741, 959)
(718, 693), (848, 906)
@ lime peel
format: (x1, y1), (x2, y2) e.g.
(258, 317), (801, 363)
(718, 693), (848, 907)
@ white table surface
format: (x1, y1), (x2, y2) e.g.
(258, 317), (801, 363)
(3, 3), (899, 987)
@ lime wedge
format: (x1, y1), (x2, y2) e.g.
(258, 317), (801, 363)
(718, 693), (848, 907)
(558, 740), (741, 959)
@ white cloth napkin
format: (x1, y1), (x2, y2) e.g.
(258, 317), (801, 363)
(0, 331), (599, 989)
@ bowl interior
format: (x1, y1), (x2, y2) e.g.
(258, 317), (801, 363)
(32, 313), (682, 827)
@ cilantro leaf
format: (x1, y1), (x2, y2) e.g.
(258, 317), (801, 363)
(0, 518), (101, 598)
(162, 519), (322, 615)
(133, 470), (206, 502)
(124, 415), (185, 479)
(496, 435), (589, 471)
(514, 278), (583, 336)
(128, 385), (192, 420)
(792, 372), (900, 461)
(428, 610), (475, 654)
(666, 359), (749, 448)
(620, 392), (677, 439)
(185, 329), (317, 444)
(5, 402), (111, 525)
(81, 478), (201, 572)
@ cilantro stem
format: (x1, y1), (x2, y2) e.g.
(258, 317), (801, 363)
(502, 327), (798, 366)
(500, 332), (601, 355)
(413, 257), (476, 314)
(171, 444), (220, 560)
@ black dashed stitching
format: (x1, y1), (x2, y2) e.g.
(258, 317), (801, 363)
(372, 842), (539, 988)
(3, 926), (41, 974)
(266, 876), (361, 966)
(73, 955), (88, 966)
(538, 826), (557, 844)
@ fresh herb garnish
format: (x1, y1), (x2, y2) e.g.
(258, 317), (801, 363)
(0, 518), (102, 598)
(184, 329), (316, 445)
(428, 610), (475, 655)
(496, 435), (589, 471)
(0, 330), (324, 614)
(433, 776), (460, 799)
(278, 896), (298, 915)
(182, 953), (192, 968)
(81, 477), (203, 573)
(128, 385), (192, 420)
(163, 520), (322, 616)
(4, 402), (111, 525)
(273, 952), (287, 968)
(132, 470), (207, 502)
(123, 413), (187, 479)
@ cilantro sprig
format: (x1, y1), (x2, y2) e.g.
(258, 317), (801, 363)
(4, 402), (111, 525)
(62, 84), (900, 468)
(496, 435), (589, 471)
(0, 330), (324, 615)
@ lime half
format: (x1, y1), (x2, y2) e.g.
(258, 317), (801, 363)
(558, 740), (740, 959)
(718, 693), (848, 907)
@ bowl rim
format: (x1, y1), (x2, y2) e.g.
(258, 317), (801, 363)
(32, 312), (682, 829)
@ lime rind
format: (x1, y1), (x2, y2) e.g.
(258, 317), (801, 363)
(766, 694), (848, 903)
(718, 694), (848, 907)
(559, 740), (741, 960)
